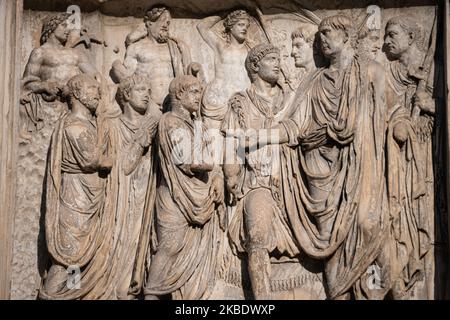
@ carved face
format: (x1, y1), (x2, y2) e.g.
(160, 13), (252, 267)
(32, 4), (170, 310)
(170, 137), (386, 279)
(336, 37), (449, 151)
(256, 52), (281, 85)
(77, 79), (101, 114)
(319, 25), (347, 58)
(147, 10), (171, 43)
(179, 83), (203, 114)
(291, 37), (314, 68)
(128, 83), (151, 115)
(230, 18), (250, 43)
(384, 23), (411, 58)
(53, 20), (70, 44)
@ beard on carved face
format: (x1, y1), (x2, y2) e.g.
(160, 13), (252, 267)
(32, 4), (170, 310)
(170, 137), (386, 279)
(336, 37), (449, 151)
(258, 67), (280, 85)
(155, 29), (169, 43)
(78, 94), (99, 114)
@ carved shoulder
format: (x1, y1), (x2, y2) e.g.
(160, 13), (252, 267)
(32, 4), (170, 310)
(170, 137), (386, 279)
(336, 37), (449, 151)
(23, 47), (45, 78)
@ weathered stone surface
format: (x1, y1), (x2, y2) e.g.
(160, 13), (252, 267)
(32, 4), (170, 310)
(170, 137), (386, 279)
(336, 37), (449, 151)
(0, 0), (448, 300)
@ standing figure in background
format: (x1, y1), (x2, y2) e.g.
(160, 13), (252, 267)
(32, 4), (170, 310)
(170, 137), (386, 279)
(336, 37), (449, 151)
(197, 9), (253, 130)
(21, 12), (97, 137)
(383, 15), (435, 299)
(112, 5), (192, 108)
(290, 24), (321, 89)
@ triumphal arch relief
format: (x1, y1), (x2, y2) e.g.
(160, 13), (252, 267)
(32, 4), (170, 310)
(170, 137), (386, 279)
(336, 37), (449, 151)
(0, 0), (449, 300)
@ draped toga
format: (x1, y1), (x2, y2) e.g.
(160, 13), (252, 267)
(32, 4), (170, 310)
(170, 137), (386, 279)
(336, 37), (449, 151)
(278, 57), (390, 299)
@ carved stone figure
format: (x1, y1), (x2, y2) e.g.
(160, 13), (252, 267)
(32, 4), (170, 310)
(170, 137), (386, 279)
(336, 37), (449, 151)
(39, 74), (113, 299)
(111, 5), (192, 108)
(144, 75), (225, 300)
(100, 75), (161, 299)
(222, 44), (299, 299)
(248, 15), (390, 299)
(197, 9), (253, 130)
(383, 15), (435, 299)
(20, 13), (97, 137)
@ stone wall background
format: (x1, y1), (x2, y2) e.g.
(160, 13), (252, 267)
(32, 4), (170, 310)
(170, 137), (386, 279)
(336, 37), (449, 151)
(10, 0), (446, 299)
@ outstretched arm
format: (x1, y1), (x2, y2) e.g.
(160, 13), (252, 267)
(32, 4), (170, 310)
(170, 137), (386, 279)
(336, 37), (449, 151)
(197, 15), (223, 53)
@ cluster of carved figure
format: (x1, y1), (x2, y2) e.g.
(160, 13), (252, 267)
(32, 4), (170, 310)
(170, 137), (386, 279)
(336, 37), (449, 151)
(20, 5), (437, 300)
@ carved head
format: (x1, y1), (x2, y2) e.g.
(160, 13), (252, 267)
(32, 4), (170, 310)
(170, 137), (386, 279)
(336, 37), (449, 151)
(40, 13), (72, 45)
(384, 16), (423, 59)
(291, 24), (319, 68)
(245, 43), (280, 84)
(116, 75), (151, 115)
(357, 26), (381, 60)
(319, 15), (355, 59)
(223, 9), (251, 44)
(169, 75), (203, 114)
(66, 74), (100, 114)
(144, 5), (171, 43)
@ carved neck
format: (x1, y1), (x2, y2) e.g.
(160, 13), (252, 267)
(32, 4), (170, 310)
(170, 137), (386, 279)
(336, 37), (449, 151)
(172, 103), (194, 121)
(253, 77), (278, 98)
(122, 103), (142, 124)
(304, 60), (317, 74)
(71, 100), (93, 121)
(47, 34), (64, 48)
(399, 45), (424, 69)
(329, 46), (354, 72)
(229, 35), (245, 46)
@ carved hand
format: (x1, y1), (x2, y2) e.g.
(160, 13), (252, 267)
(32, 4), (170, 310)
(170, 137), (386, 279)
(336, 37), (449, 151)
(211, 174), (225, 204)
(393, 121), (409, 146)
(99, 154), (114, 171)
(414, 89), (435, 115)
(39, 81), (60, 99)
(135, 127), (152, 148)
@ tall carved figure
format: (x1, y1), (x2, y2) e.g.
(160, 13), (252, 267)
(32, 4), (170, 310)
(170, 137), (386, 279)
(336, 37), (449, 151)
(100, 75), (161, 299)
(197, 9), (253, 129)
(248, 15), (390, 299)
(222, 44), (299, 299)
(112, 5), (192, 108)
(144, 75), (225, 300)
(39, 74), (113, 299)
(383, 15), (435, 299)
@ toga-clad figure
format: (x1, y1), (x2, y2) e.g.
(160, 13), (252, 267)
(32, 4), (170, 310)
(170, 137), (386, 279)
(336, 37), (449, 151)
(144, 75), (225, 300)
(39, 74), (113, 300)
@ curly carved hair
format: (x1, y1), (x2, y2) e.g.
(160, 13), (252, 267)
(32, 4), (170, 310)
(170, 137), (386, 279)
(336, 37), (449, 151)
(223, 9), (250, 43)
(245, 43), (280, 82)
(116, 75), (151, 108)
(386, 15), (425, 50)
(40, 13), (71, 45)
(64, 74), (98, 104)
(169, 75), (202, 108)
(144, 5), (170, 23)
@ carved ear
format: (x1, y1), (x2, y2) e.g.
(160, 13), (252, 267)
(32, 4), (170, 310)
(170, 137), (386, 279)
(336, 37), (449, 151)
(252, 62), (259, 73)
(123, 89), (131, 102)
(175, 90), (184, 102)
(408, 31), (415, 45)
(343, 31), (349, 44)
(72, 87), (82, 100)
